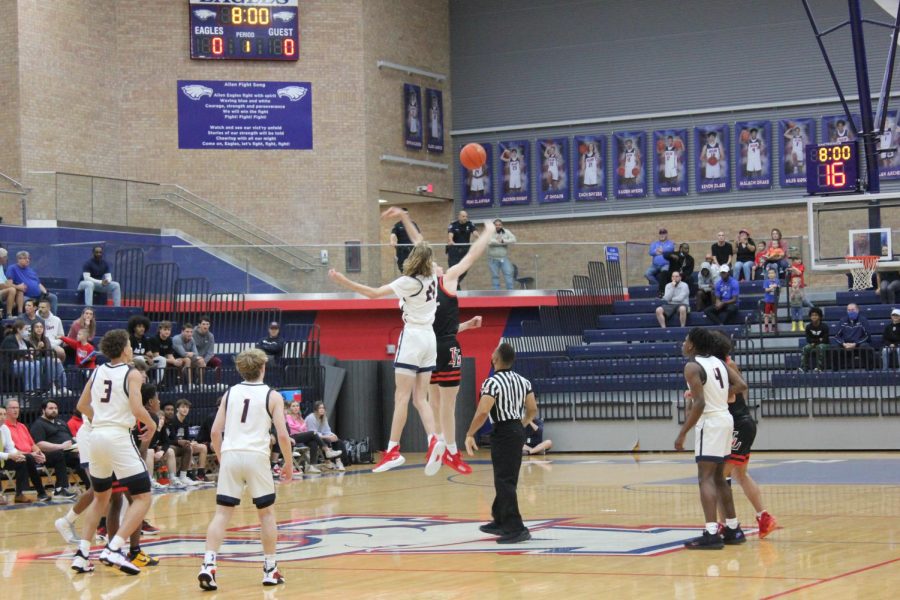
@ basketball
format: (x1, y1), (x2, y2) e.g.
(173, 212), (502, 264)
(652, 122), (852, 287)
(708, 156), (718, 166)
(578, 142), (587, 154)
(657, 139), (665, 153)
(617, 166), (625, 177)
(741, 130), (750, 143)
(674, 139), (684, 151)
(460, 143), (487, 170)
(631, 167), (639, 177)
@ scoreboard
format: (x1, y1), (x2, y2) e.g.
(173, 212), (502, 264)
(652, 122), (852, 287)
(805, 141), (861, 195)
(189, 0), (299, 61)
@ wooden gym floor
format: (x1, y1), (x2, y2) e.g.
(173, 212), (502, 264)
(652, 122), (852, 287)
(2, 451), (899, 599)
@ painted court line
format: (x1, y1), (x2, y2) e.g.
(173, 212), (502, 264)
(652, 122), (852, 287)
(761, 555), (900, 599)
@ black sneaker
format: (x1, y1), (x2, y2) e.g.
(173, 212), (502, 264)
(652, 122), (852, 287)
(496, 529), (531, 544)
(479, 522), (503, 536)
(722, 526), (746, 545)
(684, 531), (724, 549)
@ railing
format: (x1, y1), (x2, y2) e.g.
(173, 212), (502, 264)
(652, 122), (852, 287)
(0, 171), (30, 224)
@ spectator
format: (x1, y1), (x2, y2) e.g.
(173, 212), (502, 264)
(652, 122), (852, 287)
(733, 229), (757, 282)
(695, 261), (717, 312)
(6, 250), (58, 314)
(645, 228), (675, 289)
(37, 299), (66, 362)
(655, 271), (690, 328)
(389, 208), (421, 273)
(788, 278), (806, 332)
(193, 316), (222, 371)
(76, 245), (122, 307)
(29, 321), (69, 394)
(4, 398), (52, 502)
(710, 231), (734, 269)
(21, 298), (43, 336)
(305, 401), (345, 471)
(68, 307), (97, 342)
(173, 323), (205, 388)
(147, 320), (185, 388)
(786, 255), (815, 310)
(800, 307), (829, 372)
(127, 315), (152, 370)
(762, 269), (779, 334)
(704, 265), (740, 325)
(522, 416), (553, 455)
(831, 303), (873, 369)
(882, 308), (900, 371)
(487, 219), (517, 290)
(761, 228), (789, 276)
(285, 400), (342, 473)
(0, 248), (20, 317)
(878, 270), (900, 305)
(447, 210), (479, 288)
(60, 327), (98, 370)
(0, 402), (51, 504)
(1, 319), (40, 391)
(139, 383), (178, 490)
(256, 321), (284, 365)
(166, 399), (208, 484)
(662, 242), (695, 294)
(29, 399), (84, 500)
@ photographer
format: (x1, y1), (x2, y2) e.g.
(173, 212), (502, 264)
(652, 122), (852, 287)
(488, 219), (517, 290)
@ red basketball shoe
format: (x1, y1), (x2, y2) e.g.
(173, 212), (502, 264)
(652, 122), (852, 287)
(441, 450), (472, 475)
(373, 446), (405, 473)
(757, 511), (778, 539)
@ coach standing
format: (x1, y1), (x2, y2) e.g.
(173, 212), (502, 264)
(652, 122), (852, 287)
(446, 210), (479, 288)
(465, 343), (537, 544)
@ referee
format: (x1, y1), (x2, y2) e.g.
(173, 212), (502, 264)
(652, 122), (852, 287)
(465, 343), (537, 544)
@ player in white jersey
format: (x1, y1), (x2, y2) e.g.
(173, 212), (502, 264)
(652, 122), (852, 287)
(469, 165), (486, 194)
(784, 126), (805, 173)
(429, 96), (441, 140)
(879, 121), (895, 167)
(502, 148), (523, 190)
(407, 93), (419, 136)
(329, 208), (441, 474)
(581, 143), (600, 186)
(544, 143), (560, 189)
(675, 328), (747, 549)
(622, 138), (639, 182)
(198, 349), (292, 591)
(71, 329), (156, 576)
(833, 119), (851, 143)
(662, 135), (679, 183)
(702, 132), (724, 179)
(745, 128), (763, 177)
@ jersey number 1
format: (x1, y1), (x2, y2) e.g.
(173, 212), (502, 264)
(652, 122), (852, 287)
(240, 398), (251, 423)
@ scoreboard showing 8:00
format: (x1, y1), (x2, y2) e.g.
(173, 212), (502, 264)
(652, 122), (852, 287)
(189, 0), (299, 61)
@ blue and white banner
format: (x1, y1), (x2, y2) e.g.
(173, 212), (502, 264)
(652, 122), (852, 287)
(652, 129), (687, 197)
(613, 131), (646, 198)
(877, 110), (900, 180)
(538, 138), (569, 204)
(735, 120), (772, 190)
(695, 124), (730, 194)
(822, 113), (860, 144)
(425, 88), (444, 153)
(498, 140), (530, 205)
(177, 80), (312, 149)
(779, 118), (815, 187)
(461, 143), (493, 208)
(573, 135), (606, 201)
(404, 83), (423, 150)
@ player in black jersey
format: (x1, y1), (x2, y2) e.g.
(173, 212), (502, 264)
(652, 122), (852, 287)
(710, 331), (778, 538)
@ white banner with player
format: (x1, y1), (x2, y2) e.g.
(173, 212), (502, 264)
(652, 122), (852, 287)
(425, 88), (444, 153)
(652, 129), (687, 197)
(573, 135), (606, 201)
(538, 138), (569, 203)
(403, 83), (423, 150)
(735, 120), (771, 190)
(694, 124), (730, 194)
(779, 118), (815, 187)
(613, 131), (646, 198)
(498, 140), (530, 205)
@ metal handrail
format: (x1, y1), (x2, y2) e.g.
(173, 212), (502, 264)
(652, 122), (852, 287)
(0, 171), (29, 192)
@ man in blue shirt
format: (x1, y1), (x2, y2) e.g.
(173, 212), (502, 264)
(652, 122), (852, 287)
(5, 251), (58, 314)
(703, 265), (740, 325)
(76, 246), (122, 307)
(645, 228), (675, 290)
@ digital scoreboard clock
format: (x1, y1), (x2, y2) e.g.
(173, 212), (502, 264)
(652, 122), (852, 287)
(189, 0), (299, 61)
(805, 141), (861, 195)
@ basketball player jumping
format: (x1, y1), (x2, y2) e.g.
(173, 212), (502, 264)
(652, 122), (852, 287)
(198, 349), (293, 591)
(675, 328), (748, 549)
(71, 329), (157, 575)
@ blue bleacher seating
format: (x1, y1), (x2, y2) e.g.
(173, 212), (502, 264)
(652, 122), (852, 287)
(567, 343), (682, 358)
(597, 311), (754, 329)
(583, 325), (742, 344)
(835, 291), (881, 305)
(550, 357), (687, 377)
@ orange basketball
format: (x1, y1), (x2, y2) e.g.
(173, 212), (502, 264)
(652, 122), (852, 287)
(740, 130), (750, 143)
(631, 167), (639, 177)
(460, 143), (487, 170)
(617, 166), (625, 177)
(656, 139), (665, 153)
(674, 139), (684, 151)
(708, 156), (718, 166)
(578, 143), (588, 154)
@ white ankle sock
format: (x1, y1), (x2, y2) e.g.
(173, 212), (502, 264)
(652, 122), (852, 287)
(705, 522), (718, 535)
(78, 539), (91, 555)
(108, 535), (126, 552)
(264, 554), (277, 570)
(447, 443), (458, 454)
(386, 441), (399, 452)
(65, 508), (78, 524)
(204, 551), (216, 565)
(756, 511), (764, 518)
(725, 518), (739, 530)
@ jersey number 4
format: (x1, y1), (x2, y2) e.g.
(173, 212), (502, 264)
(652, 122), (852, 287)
(713, 367), (725, 389)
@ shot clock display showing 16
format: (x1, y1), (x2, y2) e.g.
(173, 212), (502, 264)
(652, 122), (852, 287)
(189, 0), (299, 61)
(805, 141), (861, 195)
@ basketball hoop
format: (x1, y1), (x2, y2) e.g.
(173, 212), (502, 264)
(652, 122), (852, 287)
(845, 255), (879, 291)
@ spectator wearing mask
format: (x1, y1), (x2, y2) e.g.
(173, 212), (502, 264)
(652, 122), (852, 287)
(800, 307), (829, 372)
(703, 265), (740, 325)
(256, 321), (285, 365)
(487, 219), (517, 290)
(831, 303), (873, 369)
(882, 308), (900, 370)
(655, 271), (690, 328)
(645, 228), (675, 289)
(710, 231), (734, 269)
(733, 230), (756, 282)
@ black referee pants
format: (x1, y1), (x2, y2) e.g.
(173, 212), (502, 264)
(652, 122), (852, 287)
(490, 420), (526, 535)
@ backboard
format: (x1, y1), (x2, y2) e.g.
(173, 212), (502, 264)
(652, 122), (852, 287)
(807, 192), (900, 271)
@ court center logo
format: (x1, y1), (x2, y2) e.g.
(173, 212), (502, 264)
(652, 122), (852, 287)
(37, 516), (713, 562)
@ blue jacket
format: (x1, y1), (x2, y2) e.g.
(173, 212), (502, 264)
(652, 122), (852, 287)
(833, 315), (871, 345)
(649, 240), (675, 268)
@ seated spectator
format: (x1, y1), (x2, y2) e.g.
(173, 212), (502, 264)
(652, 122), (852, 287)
(285, 399), (342, 474)
(67, 307), (97, 342)
(173, 323), (205, 388)
(788, 278), (806, 332)
(695, 262), (717, 312)
(1, 319), (40, 391)
(61, 327), (98, 370)
(37, 299), (66, 362)
(655, 271), (690, 328)
(257, 321), (284, 365)
(0, 248), (20, 317)
(29, 399), (84, 500)
(29, 321), (69, 394)
(800, 307), (829, 372)
(0, 402), (51, 504)
(662, 243), (695, 294)
(305, 401), (345, 471)
(21, 298), (43, 336)
(147, 320), (185, 387)
(138, 383), (178, 490)
(762, 269), (779, 334)
(703, 265), (740, 325)
(128, 315), (152, 370)
(761, 228), (789, 277)
(193, 316), (222, 377)
(6, 250), (58, 314)
(879, 270), (900, 305)
(166, 399), (208, 484)
(523, 416), (552, 455)
(645, 228), (675, 291)
(831, 303), (873, 369)
(733, 230), (756, 282)
(883, 308), (900, 371)
(76, 245), (122, 307)
(710, 231), (734, 270)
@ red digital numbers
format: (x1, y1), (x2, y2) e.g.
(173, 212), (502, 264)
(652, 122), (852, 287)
(818, 161), (846, 188)
(212, 36), (224, 55)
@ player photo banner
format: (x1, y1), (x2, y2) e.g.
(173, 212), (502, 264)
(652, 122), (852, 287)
(877, 110), (900, 180)
(403, 83), (423, 150)
(538, 138), (569, 204)
(425, 88), (444, 153)
(652, 129), (687, 197)
(735, 120), (772, 190)
(695, 125), (730, 194)
(461, 143), (493, 208)
(573, 135), (606, 201)
(822, 113), (860, 144)
(498, 140), (530, 205)
(613, 131), (647, 198)
(779, 118), (815, 187)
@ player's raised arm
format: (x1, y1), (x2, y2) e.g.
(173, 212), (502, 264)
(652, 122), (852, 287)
(269, 390), (293, 481)
(675, 362), (706, 450)
(328, 269), (395, 298)
(382, 207), (423, 244)
(445, 220), (493, 282)
(458, 316), (483, 333)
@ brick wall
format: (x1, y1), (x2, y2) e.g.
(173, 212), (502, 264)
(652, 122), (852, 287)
(0, 0), (22, 222)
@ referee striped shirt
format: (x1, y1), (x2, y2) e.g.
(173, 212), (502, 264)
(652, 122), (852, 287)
(480, 369), (532, 423)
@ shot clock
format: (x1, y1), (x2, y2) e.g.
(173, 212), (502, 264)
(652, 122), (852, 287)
(189, 0), (299, 61)
(805, 141), (861, 195)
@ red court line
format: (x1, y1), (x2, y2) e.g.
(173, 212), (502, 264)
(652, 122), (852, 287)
(761, 555), (900, 599)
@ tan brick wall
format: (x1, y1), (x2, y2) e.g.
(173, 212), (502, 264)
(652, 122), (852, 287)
(0, 0), (22, 222)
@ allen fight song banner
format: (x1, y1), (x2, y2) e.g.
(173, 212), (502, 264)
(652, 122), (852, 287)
(652, 129), (687, 197)
(779, 118), (815, 187)
(498, 140), (530, 205)
(735, 120), (771, 190)
(613, 131), (646, 198)
(404, 84), (423, 150)
(461, 143), (493, 208)
(425, 88), (444, 153)
(573, 135), (606, 201)
(538, 138), (569, 203)
(695, 124), (730, 194)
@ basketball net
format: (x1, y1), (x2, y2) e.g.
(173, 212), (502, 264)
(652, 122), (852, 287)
(846, 255), (879, 291)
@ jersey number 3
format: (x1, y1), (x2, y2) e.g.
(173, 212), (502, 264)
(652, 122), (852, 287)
(100, 380), (112, 403)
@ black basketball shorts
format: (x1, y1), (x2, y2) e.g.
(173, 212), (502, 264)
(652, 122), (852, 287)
(430, 336), (462, 387)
